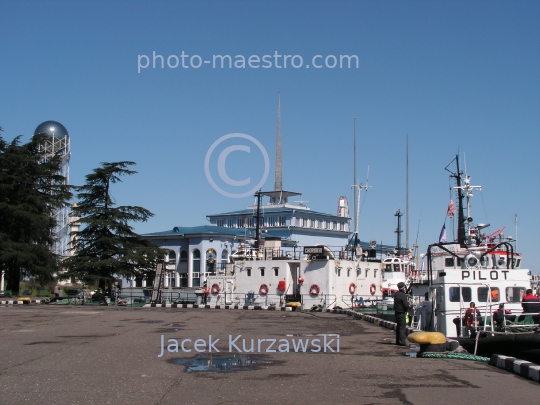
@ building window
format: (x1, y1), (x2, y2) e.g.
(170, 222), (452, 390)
(260, 267), (265, 277)
(333, 221), (337, 230)
(267, 216), (275, 227)
(206, 248), (217, 275)
(279, 216), (286, 226)
(168, 251), (176, 264)
(192, 249), (201, 272)
(237, 218), (244, 228)
(227, 218), (233, 228)
(299, 217), (304, 227)
(217, 219), (224, 227)
(246, 217), (254, 228)
(180, 250), (188, 262)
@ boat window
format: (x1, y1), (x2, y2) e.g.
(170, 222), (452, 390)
(480, 255), (489, 266)
(260, 267), (265, 277)
(478, 287), (499, 302)
(393, 264), (400, 272)
(357, 267), (361, 276)
(273, 267), (279, 276)
(449, 286), (472, 302)
(385, 264), (392, 272)
(365, 268), (370, 278)
(246, 268), (252, 277)
(374, 270), (377, 278)
(506, 287), (526, 302)
(337, 267), (341, 277)
(516, 259), (521, 268)
(445, 258), (454, 267)
(347, 268), (351, 277)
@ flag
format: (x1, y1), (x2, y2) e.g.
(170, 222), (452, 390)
(439, 224), (447, 243)
(447, 200), (457, 217)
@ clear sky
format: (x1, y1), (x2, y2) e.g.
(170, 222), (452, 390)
(1, 0), (539, 271)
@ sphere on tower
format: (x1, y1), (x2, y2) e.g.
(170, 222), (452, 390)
(34, 120), (69, 138)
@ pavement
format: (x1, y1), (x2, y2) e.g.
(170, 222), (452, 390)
(0, 305), (538, 405)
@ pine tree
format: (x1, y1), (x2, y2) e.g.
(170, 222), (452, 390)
(63, 162), (165, 290)
(0, 133), (72, 295)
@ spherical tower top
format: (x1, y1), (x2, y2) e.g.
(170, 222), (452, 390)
(34, 120), (69, 138)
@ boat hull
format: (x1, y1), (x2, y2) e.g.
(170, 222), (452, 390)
(456, 332), (540, 363)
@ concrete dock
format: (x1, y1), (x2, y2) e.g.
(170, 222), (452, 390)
(0, 305), (538, 405)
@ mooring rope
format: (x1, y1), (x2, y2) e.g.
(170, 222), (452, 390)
(419, 352), (490, 362)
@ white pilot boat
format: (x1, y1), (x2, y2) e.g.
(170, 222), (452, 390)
(411, 156), (538, 361)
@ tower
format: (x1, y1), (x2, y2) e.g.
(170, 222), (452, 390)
(34, 120), (71, 257)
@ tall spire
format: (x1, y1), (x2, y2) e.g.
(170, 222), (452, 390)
(274, 92), (282, 191)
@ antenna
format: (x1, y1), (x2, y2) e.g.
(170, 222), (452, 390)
(353, 117), (357, 234)
(352, 166), (371, 237)
(406, 134), (409, 250)
(515, 214), (518, 251)
(274, 92), (282, 192)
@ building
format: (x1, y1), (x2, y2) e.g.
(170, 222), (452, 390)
(140, 190), (353, 289)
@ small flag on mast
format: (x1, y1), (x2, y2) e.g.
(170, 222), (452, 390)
(439, 224), (447, 243)
(447, 200), (457, 217)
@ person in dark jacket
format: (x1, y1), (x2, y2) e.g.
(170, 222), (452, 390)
(393, 282), (410, 346)
(493, 303), (513, 331)
(521, 289), (540, 313)
(464, 302), (481, 338)
(521, 289), (539, 323)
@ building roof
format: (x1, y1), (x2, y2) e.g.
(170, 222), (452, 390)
(143, 225), (281, 239)
(206, 206), (350, 219)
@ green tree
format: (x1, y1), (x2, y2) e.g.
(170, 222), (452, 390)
(63, 162), (165, 290)
(0, 133), (72, 295)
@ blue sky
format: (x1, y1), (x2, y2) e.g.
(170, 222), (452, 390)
(2, 0), (539, 270)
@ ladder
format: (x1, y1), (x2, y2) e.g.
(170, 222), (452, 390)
(151, 262), (164, 304)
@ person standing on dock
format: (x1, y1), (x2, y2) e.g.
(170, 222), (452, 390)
(394, 282), (410, 346)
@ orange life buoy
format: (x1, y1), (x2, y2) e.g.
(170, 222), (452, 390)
(349, 283), (356, 294)
(370, 283), (376, 295)
(211, 283), (220, 294)
(259, 284), (269, 295)
(310, 284), (320, 295)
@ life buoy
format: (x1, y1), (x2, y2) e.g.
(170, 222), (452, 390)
(259, 284), (269, 295)
(211, 283), (220, 294)
(309, 284), (320, 295)
(349, 283), (356, 294)
(370, 283), (376, 295)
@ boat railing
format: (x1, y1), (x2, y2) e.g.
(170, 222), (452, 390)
(203, 291), (338, 309)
